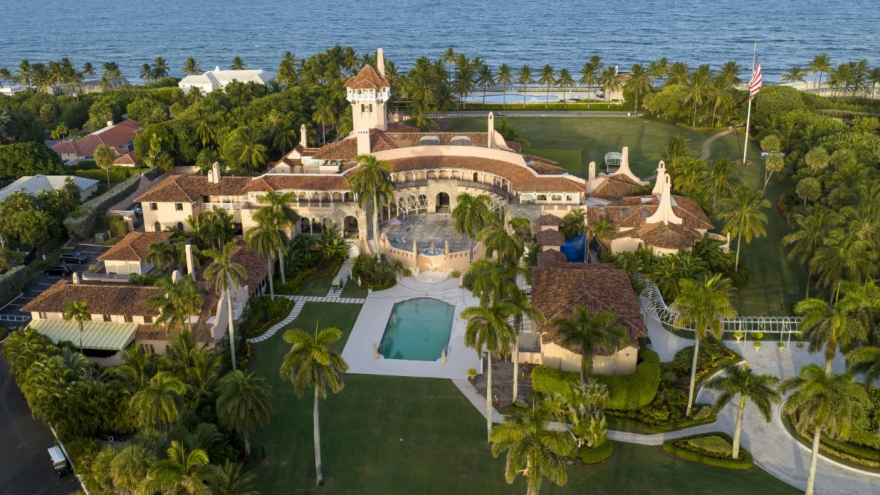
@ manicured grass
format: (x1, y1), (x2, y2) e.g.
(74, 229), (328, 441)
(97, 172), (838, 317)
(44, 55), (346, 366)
(447, 116), (715, 177)
(296, 275), (334, 297)
(340, 281), (369, 298)
(248, 302), (798, 495)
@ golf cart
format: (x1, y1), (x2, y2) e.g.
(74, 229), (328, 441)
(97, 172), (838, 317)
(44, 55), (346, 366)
(49, 445), (70, 477)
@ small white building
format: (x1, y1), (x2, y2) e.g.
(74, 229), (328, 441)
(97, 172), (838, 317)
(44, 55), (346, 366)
(178, 67), (275, 94)
(0, 175), (99, 203)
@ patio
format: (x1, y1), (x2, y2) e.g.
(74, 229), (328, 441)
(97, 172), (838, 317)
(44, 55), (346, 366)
(381, 214), (475, 254)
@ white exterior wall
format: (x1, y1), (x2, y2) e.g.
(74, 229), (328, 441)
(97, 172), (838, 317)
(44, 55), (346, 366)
(538, 342), (639, 376)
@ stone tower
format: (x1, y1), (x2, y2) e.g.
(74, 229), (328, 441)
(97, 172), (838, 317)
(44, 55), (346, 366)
(344, 48), (391, 132)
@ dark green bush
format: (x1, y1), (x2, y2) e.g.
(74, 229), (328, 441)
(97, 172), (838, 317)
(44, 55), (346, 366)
(671, 339), (739, 383)
(578, 441), (613, 465)
(275, 269), (316, 295)
(351, 253), (402, 289)
(663, 433), (754, 470)
(238, 297), (293, 338)
(0, 266), (27, 307)
(63, 169), (160, 240)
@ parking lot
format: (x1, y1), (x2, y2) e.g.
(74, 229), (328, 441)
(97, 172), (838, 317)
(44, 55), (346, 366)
(0, 244), (111, 328)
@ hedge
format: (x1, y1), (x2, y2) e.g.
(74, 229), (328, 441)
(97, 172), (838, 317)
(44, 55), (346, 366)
(0, 265), (28, 307)
(786, 413), (880, 469)
(606, 409), (716, 434)
(63, 168), (160, 240)
(662, 433), (754, 470)
(531, 350), (661, 410)
(578, 441), (613, 465)
(239, 297), (293, 338)
(75, 167), (148, 184)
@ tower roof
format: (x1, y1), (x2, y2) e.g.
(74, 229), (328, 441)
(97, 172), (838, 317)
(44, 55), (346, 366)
(344, 65), (391, 90)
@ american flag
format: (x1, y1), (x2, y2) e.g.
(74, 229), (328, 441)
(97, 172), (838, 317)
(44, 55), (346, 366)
(748, 58), (763, 100)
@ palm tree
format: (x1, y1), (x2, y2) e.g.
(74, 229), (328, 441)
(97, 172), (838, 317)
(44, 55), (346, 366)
(442, 47), (456, 85)
(64, 300), (90, 353)
(672, 274), (736, 416)
(625, 64), (651, 114)
(231, 127), (267, 173)
(810, 230), (874, 293)
(707, 75), (733, 127)
(348, 154), (394, 257)
(280, 325), (349, 486)
(93, 144), (116, 187)
(114, 345), (159, 389)
(141, 441), (210, 495)
(140, 63), (153, 83)
(795, 298), (866, 373)
(130, 374), (186, 430)
(579, 60), (599, 109)
(451, 193), (494, 262)
(231, 56), (246, 70)
(847, 346), (880, 385)
(478, 220), (523, 266)
(146, 242), (179, 272)
(497, 64), (512, 109)
(312, 96), (336, 144)
(647, 58), (668, 86)
(462, 300), (517, 441)
(704, 158), (735, 209)
(476, 63), (495, 106)
(538, 64), (555, 109)
(82, 62), (95, 79)
(257, 190), (298, 280)
(586, 217), (614, 260)
(556, 68), (574, 107)
(780, 66), (808, 85)
(684, 65), (711, 127)
(246, 213), (284, 299)
(148, 276), (204, 334)
(183, 57), (201, 76)
(717, 186), (769, 270)
(205, 461), (259, 495)
(152, 57), (169, 79)
(517, 65), (533, 108)
(705, 363), (781, 459)
(505, 283), (544, 402)
(110, 445), (156, 494)
(784, 207), (842, 297)
(781, 365), (869, 495)
(809, 54), (832, 91)
(203, 241), (247, 372)
(551, 306), (629, 385)
(216, 370), (272, 457)
(599, 67), (621, 102)
(490, 405), (574, 495)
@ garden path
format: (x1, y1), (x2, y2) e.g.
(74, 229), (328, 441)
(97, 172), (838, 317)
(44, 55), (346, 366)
(700, 128), (736, 160)
(245, 295), (365, 343)
(325, 257), (356, 299)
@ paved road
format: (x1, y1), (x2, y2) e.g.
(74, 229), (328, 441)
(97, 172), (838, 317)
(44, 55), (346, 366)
(431, 110), (630, 118)
(0, 357), (80, 494)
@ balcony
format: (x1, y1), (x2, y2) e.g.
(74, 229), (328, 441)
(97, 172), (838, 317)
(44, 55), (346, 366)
(204, 202), (246, 222)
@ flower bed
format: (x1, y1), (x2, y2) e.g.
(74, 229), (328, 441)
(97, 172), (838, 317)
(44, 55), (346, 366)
(238, 297), (294, 338)
(662, 433), (754, 470)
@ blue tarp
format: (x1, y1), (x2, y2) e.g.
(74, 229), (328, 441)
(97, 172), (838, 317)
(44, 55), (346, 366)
(560, 232), (586, 262)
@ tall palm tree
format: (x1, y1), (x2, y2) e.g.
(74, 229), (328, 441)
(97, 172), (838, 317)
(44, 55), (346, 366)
(205, 461), (259, 495)
(130, 374), (186, 430)
(442, 47), (456, 85)
(647, 57), (668, 85)
(599, 66), (621, 102)
(64, 300), (90, 353)
(152, 57), (169, 79)
(809, 54), (832, 91)
(505, 283), (544, 402)
(717, 186), (769, 270)
(203, 241), (247, 372)
(110, 445), (156, 494)
(672, 274), (736, 416)
(148, 276), (204, 334)
(847, 346), (880, 385)
(476, 63), (495, 106)
(538, 64), (555, 109)
(246, 213), (284, 299)
(783, 207), (841, 297)
(462, 300), (517, 441)
(490, 405), (574, 495)
(704, 158), (735, 209)
(451, 193), (494, 262)
(579, 60), (599, 109)
(280, 325), (349, 486)
(705, 363), (781, 459)
(665, 61), (690, 86)
(517, 65), (533, 108)
(140, 441), (210, 495)
(795, 297), (866, 373)
(348, 154), (394, 257)
(497, 63), (512, 109)
(231, 56), (246, 70)
(231, 127), (267, 173)
(312, 96), (336, 144)
(257, 190), (299, 282)
(707, 75), (733, 127)
(625, 63), (651, 114)
(551, 306), (629, 385)
(93, 144), (116, 187)
(556, 68), (574, 107)
(810, 230), (874, 293)
(113, 345), (159, 390)
(183, 57), (201, 76)
(140, 63), (153, 83)
(216, 370), (272, 456)
(781, 365), (869, 495)
(780, 66), (808, 85)
(82, 62), (95, 79)
(478, 220), (523, 267)
(684, 64), (711, 127)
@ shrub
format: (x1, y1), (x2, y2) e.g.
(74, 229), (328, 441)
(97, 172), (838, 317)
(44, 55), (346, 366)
(666, 389), (687, 411)
(351, 253), (402, 289)
(753, 342), (762, 350)
(0, 142), (64, 180)
(275, 269), (316, 295)
(578, 441), (613, 465)
(63, 168), (160, 240)
(402, 268), (412, 277)
(0, 266), (27, 307)
(532, 350), (661, 410)
(238, 297), (293, 338)
(467, 368), (477, 379)
(102, 215), (129, 238)
(128, 273), (159, 286)
(450, 270), (460, 278)
(672, 339), (738, 384)
(752, 332), (764, 341)
(663, 433), (754, 470)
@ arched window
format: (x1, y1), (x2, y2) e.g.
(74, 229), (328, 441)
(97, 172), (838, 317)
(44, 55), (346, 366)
(153, 222), (161, 232)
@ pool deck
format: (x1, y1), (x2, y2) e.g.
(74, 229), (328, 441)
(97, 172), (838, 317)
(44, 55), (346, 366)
(342, 276), (481, 379)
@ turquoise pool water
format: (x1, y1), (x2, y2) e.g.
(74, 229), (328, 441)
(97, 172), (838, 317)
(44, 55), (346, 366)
(380, 298), (454, 361)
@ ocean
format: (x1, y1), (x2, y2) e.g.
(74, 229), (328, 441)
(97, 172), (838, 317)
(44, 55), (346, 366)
(0, 0), (877, 83)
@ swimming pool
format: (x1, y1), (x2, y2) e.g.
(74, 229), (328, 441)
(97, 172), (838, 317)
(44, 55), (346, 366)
(379, 298), (454, 361)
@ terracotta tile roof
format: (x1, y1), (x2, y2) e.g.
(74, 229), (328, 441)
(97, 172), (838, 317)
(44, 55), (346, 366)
(590, 175), (639, 201)
(610, 223), (704, 250)
(536, 214), (562, 226)
(388, 155), (534, 189)
(21, 280), (163, 316)
(536, 229), (565, 246)
(195, 242), (268, 295)
(385, 122), (421, 132)
(520, 177), (584, 193)
(113, 152), (139, 166)
(136, 324), (213, 344)
(51, 119), (140, 158)
(310, 131), (398, 160)
(135, 175), (251, 203)
(244, 174), (352, 192)
(531, 264), (647, 356)
(99, 232), (174, 262)
(526, 156), (566, 175)
(52, 140), (78, 154)
(536, 249), (568, 267)
(343, 65), (391, 89)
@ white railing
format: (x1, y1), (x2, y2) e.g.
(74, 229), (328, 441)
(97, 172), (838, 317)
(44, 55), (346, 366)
(639, 277), (801, 338)
(204, 202), (248, 211)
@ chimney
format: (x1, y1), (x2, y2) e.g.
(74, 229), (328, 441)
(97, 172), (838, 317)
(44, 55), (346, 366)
(620, 146), (630, 174)
(377, 48), (385, 77)
(587, 161), (596, 191)
(300, 124), (308, 148)
(652, 161), (667, 195)
(185, 243), (195, 280)
(356, 129), (371, 155)
(646, 175), (683, 225)
(71, 272), (80, 285)
(106, 120), (114, 128)
(210, 161), (222, 183)
(171, 269), (182, 283)
(487, 112), (495, 148)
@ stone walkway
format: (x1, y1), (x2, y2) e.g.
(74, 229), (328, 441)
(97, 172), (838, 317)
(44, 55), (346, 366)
(246, 295), (365, 343)
(700, 128), (735, 160)
(325, 258), (356, 299)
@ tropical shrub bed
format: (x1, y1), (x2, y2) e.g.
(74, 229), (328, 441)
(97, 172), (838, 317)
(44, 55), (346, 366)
(351, 253), (403, 290)
(532, 350), (661, 410)
(671, 339), (740, 385)
(275, 269), (317, 295)
(662, 433), (754, 470)
(577, 441), (613, 465)
(0, 265), (27, 307)
(238, 297), (293, 338)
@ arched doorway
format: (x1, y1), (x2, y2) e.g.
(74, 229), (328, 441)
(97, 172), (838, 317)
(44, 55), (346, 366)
(153, 221), (161, 232)
(344, 216), (359, 239)
(300, 217), (311, 235)
(435, 192), (450, 213)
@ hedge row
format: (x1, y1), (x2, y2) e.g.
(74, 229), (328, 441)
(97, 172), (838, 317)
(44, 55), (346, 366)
(789, 414), (880, 469)
(63, 168), (160, 240)
(578, 441), (613, 465)
(75, 167), (148, 184)
(662, 433), (754, 470)
(0, 266), (28, 307)
(531, 350), (661, 410)
(606, 410), (717, 434)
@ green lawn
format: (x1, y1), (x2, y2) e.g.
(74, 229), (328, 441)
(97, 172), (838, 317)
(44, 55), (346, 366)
(248, 302), (798, 495)
(340, 281), (369, 298)
(297, 275), (334, 296)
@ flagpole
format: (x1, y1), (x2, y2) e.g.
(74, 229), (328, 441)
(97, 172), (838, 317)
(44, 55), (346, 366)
(742, 42), (757, 164)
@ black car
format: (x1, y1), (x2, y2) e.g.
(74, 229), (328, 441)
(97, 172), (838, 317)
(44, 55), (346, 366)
(44, 264), (73, 276)
(59, 252), (89, 264)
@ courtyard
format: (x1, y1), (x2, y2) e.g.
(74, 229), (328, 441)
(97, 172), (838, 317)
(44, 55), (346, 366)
(381, 213), (476, 253)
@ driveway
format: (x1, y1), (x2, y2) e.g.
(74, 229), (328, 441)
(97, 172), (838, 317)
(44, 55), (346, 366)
(0, 357), (80, 494)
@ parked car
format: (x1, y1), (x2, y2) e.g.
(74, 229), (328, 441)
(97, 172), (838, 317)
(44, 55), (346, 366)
(44, 264), (73, 276)
(48, 446), (70, 477)
(59, 252), (88, 264)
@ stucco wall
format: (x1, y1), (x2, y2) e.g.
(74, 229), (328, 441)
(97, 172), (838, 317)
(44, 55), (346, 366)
(539, 342), (639, 375)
